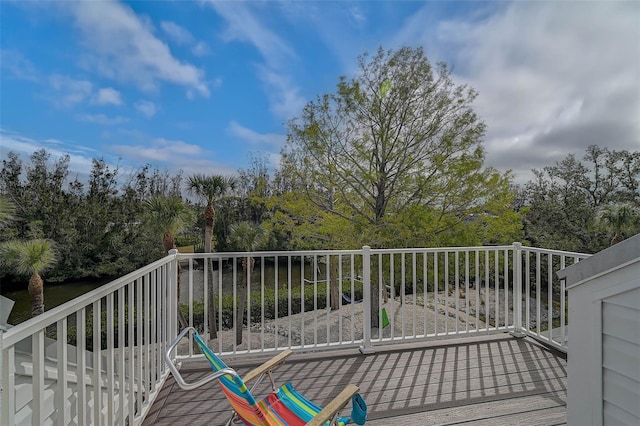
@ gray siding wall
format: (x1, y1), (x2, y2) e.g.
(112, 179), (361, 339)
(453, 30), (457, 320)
(602, 287), (640, 425)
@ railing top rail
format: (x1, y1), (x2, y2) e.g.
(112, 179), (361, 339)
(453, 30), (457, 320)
(369, 245), (515, 254)
(176, 249), (363, 258)
(177, 245), (523, 259)
(519, 245), (591, 258)
(2, 254), (176, 348)
(176, 244), (591, 261)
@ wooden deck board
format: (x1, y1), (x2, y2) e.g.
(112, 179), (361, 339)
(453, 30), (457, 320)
(143, 334), (567, 425)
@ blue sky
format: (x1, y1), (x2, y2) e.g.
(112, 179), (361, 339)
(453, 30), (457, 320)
(1, 1), (638, 183)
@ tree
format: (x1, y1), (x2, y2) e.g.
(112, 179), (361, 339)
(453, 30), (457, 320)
(228, 221), (268, 345)
(186, 174), (236, 339)
(0, 239), (57, 316)
(599, 205), (639, 246)
(0, 149), (186, 284)
(0, 196), (16, 230)
(144, 195), (193, 328)
(237, 154), (274, 224)
(0, 196), (18, 278)
(144, 195), (192, 254)
(282, 46), (519, 324)
(186, 174), (237, 253)
(282, 46), (502, 245)
(523, 146), (640, 253)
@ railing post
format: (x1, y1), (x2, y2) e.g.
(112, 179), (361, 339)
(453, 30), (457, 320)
(1, 328), (4, 426)
(168, 249), (180, 341)
(510, 242), (526, 338)
(359, 246), (375, 354)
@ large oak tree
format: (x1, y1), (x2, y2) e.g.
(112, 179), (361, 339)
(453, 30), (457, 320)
(281, 46), (520, 324)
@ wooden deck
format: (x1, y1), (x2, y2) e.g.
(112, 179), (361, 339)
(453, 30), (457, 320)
(143, 333), (567, 425)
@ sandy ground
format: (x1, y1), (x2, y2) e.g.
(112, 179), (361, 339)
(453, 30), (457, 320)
(177, 267), (557, 354)
(177, 294), (491, 354)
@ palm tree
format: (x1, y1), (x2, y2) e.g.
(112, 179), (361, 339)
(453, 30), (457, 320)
(599, 205), (638, 246)
(144, 195), (192, 254)
(0, 239), (57, 316)
(228, 221), (268, 345)
(186, 174), (236, 339)
(144, 196), (193, 328)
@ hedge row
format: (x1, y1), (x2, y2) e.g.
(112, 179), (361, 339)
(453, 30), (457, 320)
(57, 281), (364, 351)
(181, 281), (364, 330)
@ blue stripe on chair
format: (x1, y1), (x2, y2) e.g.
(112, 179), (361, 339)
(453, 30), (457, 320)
(277, 382), (322, 422)
(193, 332), (257, 406)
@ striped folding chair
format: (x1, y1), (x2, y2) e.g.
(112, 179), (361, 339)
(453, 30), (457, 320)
(165, 327), (367, 426)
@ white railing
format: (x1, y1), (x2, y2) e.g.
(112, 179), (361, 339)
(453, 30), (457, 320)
(173, 243), (590, 360)
(1, 255), (179, 426)
(518, 245), (590, 351)
(1, 243), (589, 425)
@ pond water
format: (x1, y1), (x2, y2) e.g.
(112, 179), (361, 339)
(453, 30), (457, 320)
(2, 278), (113, 325)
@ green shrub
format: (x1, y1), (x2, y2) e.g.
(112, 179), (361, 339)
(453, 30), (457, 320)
(180, 281), (364, 330)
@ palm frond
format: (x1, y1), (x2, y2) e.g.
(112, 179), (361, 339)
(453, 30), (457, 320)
(599, 204), (638, 232)
(144, 195), (192, 234)
(228, 221), (268, 252)
(186, 174), (237, 203)
(0, 239), (57, 276)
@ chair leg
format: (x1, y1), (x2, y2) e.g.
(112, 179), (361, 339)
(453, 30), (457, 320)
(225, 410), (239, 426)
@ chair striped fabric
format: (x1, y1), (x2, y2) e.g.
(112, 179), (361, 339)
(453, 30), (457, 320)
(192, 332), (347, 425)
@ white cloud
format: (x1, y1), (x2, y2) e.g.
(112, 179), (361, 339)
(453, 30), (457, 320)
(396, 2), (640, 183)
(227, 121), (285, 148)
(256, 66), (306, 121)
(0, 129), (44, 155)
(107, 133), (237, 176)
(207, 1), (305, 119)
(0, 49), (40, 81)
(76, 113), (129, 125)
(92, 87), (123, 105)
(0, 129), (96, 176)
(68, 0), (209, 97)
(191, 41), (211, 57)
(348, 6), (366, 28)
(160, 21), (194, 45)
(210, 2), (294, 64)
(161, 21), (211, 57)
(134, 100), (157, 118)
(267, 152), (281, 170)
(49, 74), (93, 107)
(111, 137), (202, 162)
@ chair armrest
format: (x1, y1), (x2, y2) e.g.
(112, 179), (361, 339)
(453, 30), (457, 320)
(306, 384), (360, 426)
(164, 326), (240, 391)
(243, 349), (293, 384)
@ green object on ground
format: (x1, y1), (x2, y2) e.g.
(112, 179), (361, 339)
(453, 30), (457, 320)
(381, 308), (389, 328)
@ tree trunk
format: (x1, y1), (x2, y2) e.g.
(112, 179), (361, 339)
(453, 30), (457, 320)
(371, 282), (380, 328)
(205, 203), (218, 339)
(330, 260), (340, 310)
(235, 257), (254, 346)
(611, 232), (624, 246)
(207, 258), (218, 339)
(28, 273), (44, 317)
(370, 257), (381, 328)
(162, 231), (175, 253)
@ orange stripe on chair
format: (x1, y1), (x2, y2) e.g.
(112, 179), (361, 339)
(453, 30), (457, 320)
(167, 329), (364, 425)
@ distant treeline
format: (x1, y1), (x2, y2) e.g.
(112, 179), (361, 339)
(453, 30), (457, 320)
(1, 144), (637, 285)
